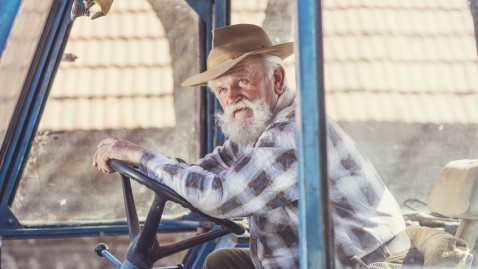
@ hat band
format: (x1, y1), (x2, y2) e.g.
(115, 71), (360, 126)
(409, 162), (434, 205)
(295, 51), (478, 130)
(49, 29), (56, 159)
(208, 51), (245, 69)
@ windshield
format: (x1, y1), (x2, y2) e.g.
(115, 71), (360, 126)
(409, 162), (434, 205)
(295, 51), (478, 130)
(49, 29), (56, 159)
(321, 0), (478, 210)
(6, 0), (478, 267)
(11, 0), (201, 223)
(0, 1), (54, 153)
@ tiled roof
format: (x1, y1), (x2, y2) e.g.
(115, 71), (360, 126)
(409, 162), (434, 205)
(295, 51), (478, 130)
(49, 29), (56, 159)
(231, 0), (268, 27)
(41, 0), (478, 131)
(232, 0), (478, 123)
(322, 0), (478, 123)
(41, 0), (174, 130)
(0, 1), (53, 143)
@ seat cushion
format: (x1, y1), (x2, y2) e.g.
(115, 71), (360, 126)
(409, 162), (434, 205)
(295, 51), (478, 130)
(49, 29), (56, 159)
(429, 159), (478, 219)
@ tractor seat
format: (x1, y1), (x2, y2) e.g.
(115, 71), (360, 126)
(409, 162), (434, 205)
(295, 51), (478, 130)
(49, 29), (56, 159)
(429, 159), (478, 250)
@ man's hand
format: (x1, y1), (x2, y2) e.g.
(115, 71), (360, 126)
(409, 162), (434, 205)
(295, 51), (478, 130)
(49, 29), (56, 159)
(93, 137), (147, 174)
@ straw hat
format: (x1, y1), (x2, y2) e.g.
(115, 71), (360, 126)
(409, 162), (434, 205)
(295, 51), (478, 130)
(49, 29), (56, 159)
(181, 24), (294, 87)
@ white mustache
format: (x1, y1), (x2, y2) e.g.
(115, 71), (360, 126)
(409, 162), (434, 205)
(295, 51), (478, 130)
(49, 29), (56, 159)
(215, 98), (272, 145)
(224, 100), (254, 116)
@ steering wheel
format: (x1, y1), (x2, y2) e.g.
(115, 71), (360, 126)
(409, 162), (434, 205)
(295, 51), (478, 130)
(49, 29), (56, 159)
(95, 159), (246, 269)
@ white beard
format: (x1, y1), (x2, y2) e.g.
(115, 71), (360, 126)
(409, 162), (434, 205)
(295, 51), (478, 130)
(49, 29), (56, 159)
(215, 98), (272, 145)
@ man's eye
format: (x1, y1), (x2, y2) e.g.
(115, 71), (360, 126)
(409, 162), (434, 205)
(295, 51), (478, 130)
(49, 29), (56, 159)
(237, 79), (249, 86)
(218, 88), (227, 94)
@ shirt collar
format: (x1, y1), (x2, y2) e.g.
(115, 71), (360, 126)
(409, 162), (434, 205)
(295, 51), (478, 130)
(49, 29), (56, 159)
(271, 86), (295, 118)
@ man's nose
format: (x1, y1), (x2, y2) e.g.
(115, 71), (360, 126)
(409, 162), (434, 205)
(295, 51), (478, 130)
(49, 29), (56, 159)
(226, 87), (242, 105)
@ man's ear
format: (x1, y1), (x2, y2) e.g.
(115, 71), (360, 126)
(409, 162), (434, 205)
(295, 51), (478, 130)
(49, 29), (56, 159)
(273, 65), (286, 95)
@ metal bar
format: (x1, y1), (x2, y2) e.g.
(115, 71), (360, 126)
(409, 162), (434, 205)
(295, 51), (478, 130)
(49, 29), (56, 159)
(0, 220), (199, 238)
(134, 194), (166, 262)
(0, 0), (21, 57)
(0, 0), (65, 211)
(296, 0), (333, 268)
(185, 0), (214, 156)
(188, 0), (230, 154)
(204, 3), (215, 154)
(185, 0), (211, 23)
(208, 0), (231, 149)
(121, 175), (141, 242)
(213, 0), (230, 27)
(0, 207), (21, 229)
(0, 236), (2, 269)
(121, 259), (147, 269)
(7, 0), (69, 207)
(157, 228), (229, 259)
(101, 248), (123, 269)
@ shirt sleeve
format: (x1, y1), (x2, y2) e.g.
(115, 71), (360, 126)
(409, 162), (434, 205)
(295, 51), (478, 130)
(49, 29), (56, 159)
(139, 122), (298, 219)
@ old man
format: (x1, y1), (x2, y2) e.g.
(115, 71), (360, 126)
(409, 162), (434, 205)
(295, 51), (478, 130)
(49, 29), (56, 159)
(93, 24), (412, 268)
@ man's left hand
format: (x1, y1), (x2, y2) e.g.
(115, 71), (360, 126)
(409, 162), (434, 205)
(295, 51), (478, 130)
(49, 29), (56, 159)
(93, 137), (147, 174)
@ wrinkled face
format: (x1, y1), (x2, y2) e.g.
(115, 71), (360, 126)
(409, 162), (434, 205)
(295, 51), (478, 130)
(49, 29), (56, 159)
(209, 55), (282, 123)
(209, 55), (285, 145)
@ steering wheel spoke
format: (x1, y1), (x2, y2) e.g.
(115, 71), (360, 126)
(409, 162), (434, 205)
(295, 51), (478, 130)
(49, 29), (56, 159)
(121, 174), (141, 241)
(95, 160), (246, 269)
(127, 194), (166, 268)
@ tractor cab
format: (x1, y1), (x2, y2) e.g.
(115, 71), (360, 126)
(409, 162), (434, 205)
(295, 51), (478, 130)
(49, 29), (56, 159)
(1, 0), (478, 268)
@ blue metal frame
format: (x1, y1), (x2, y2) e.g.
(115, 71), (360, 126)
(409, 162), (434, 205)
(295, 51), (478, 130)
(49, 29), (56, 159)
(0, 0), (202, 239)
(0, 0), (71, 233)
(209, 0), (229, 150)
(0, 0), (21, 57)
(1, 220), (199, 239)
(0, 0), (231, 240)
(296, 0), (333, 268)
(0, 1), (336, 268)
(185, 0), (213, 157)
(182, 2), (230, 268)
(186, 0), (229, 155)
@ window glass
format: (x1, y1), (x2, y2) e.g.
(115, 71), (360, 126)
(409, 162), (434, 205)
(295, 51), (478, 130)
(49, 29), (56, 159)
(321, 0), (478, 211)
(321, 3), (478, 264)
(0, 1), (54, 150)
(12, 0), (202, 223)
(244, 1), (478, 265)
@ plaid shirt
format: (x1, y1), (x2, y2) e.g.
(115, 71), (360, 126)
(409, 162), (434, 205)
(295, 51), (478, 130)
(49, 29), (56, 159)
(326, 118), (406, 262)
(139, 88), (405, 268)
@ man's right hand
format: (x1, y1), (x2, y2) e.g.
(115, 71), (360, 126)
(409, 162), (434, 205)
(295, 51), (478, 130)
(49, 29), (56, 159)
(92, 137), (147, 174)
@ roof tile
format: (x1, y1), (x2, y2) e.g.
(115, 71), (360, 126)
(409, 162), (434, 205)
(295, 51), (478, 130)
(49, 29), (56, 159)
(44, 0), (478, 130)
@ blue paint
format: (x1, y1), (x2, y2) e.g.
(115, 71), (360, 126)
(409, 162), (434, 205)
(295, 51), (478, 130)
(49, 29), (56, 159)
(210, 0), (229, 149)
(0, 0), (21, 57)
(185, 0), (213, 156)
(0, 219), (199, 238)
(0, 2), (232, 269)
(296, 0), (333, 268)
(101, 248), (123, 268)
(185, 0), (211, 24)
(0, 0), (73, 213)
(187, 0), (229, 155)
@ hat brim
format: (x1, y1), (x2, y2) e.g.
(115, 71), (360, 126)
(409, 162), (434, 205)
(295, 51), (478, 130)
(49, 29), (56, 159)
(181, 42), (294, 87)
